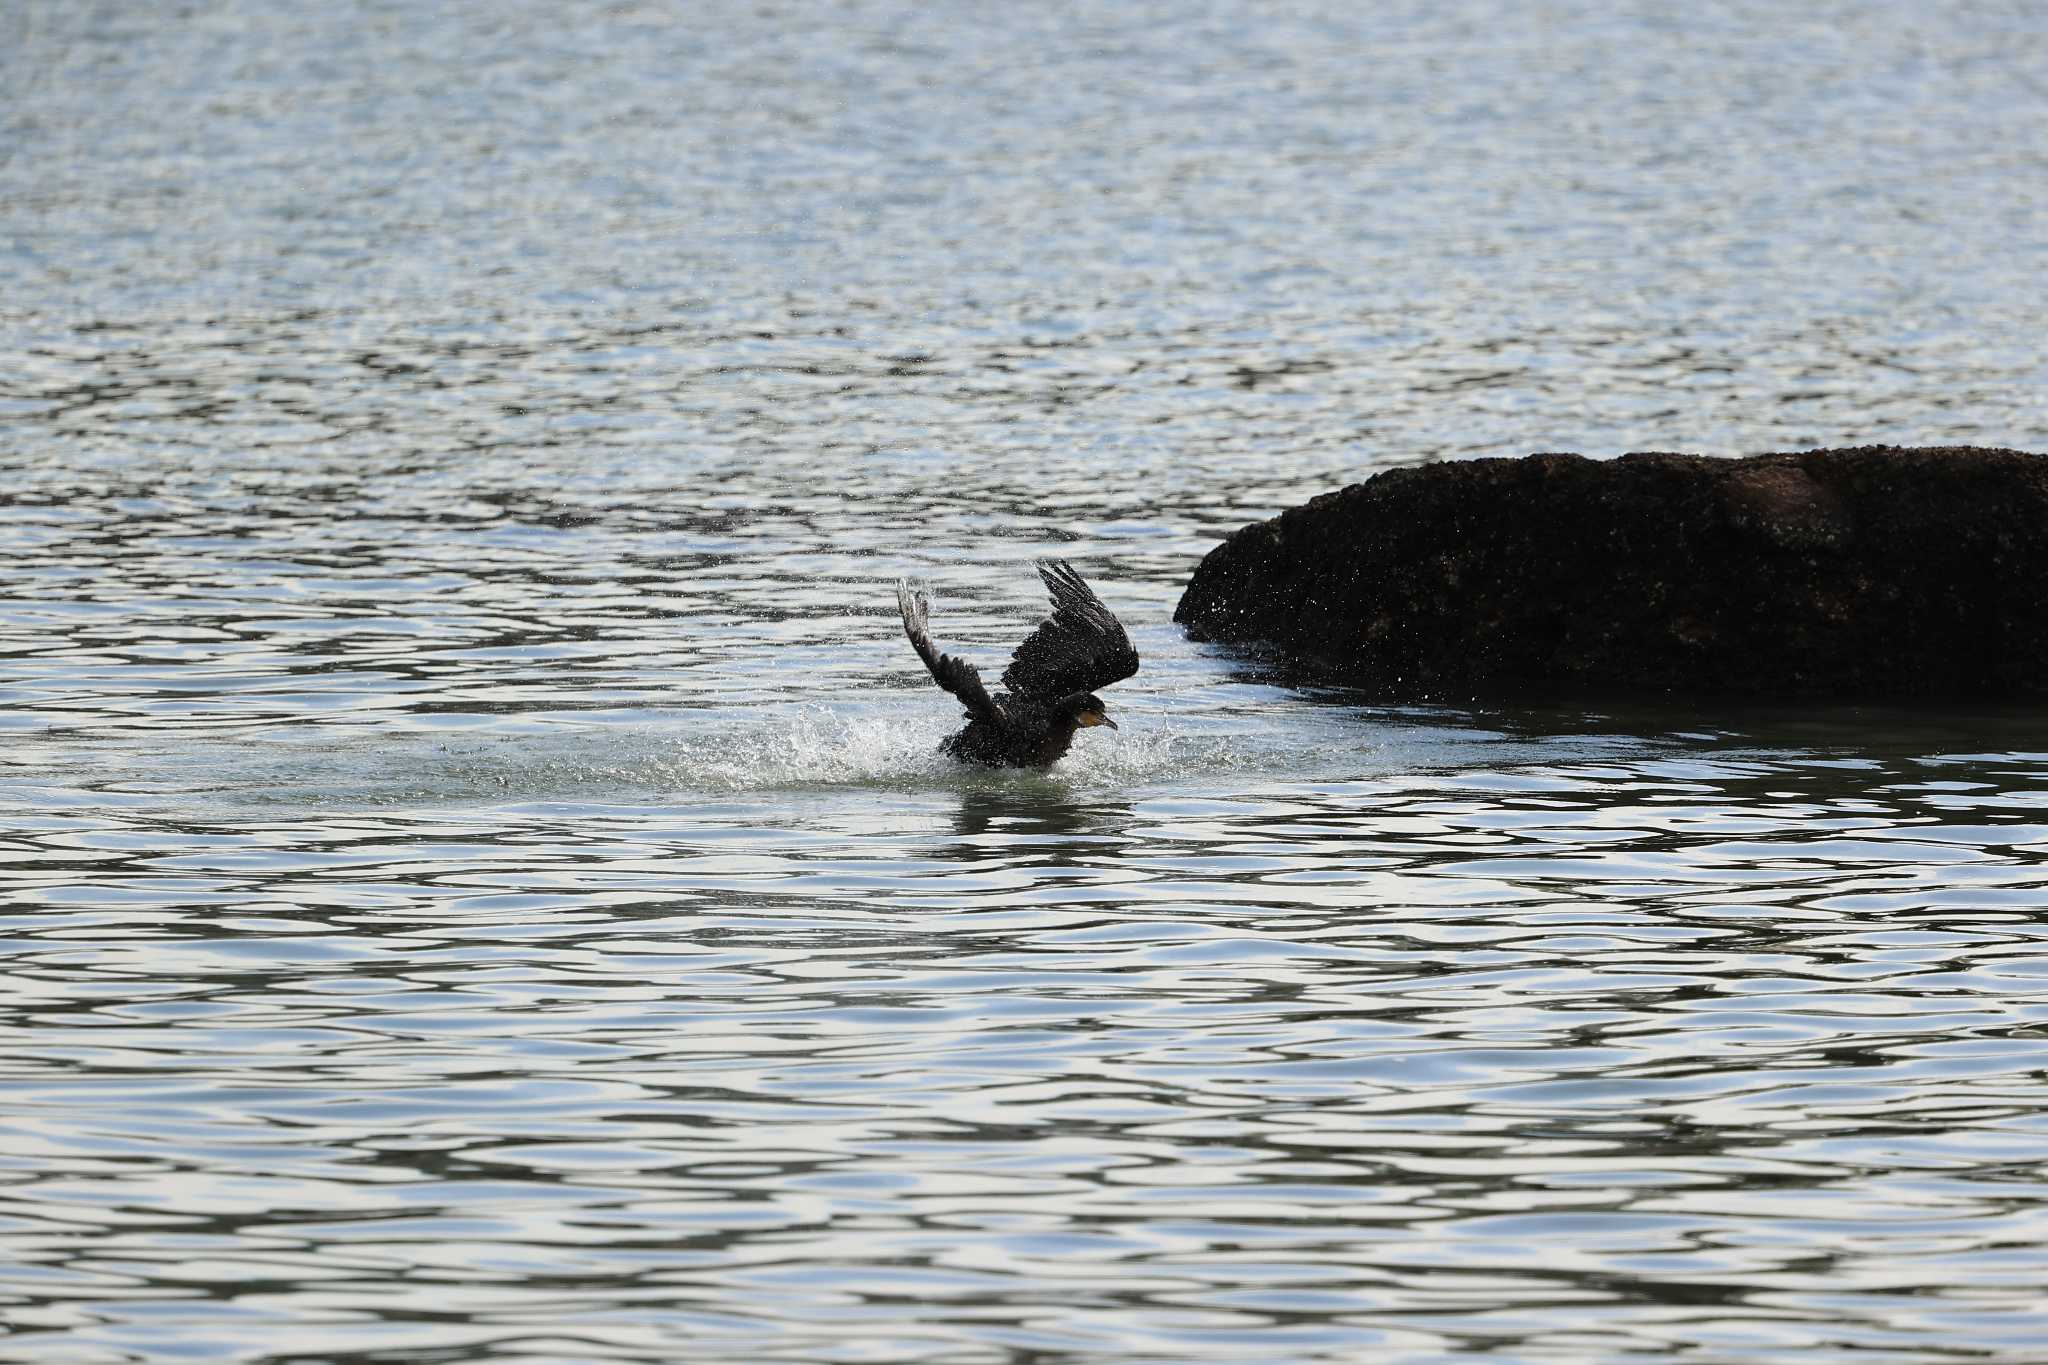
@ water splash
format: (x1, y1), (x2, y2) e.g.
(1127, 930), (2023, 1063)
(656, 706), (957, 792)
(121, 703), (1297, 812)
(642, 704), (1280, 796)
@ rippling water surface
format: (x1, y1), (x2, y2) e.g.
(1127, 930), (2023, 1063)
(6, 2), (2048, 1361)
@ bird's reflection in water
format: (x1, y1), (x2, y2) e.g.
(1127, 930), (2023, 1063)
(948, 783), (1129, 866)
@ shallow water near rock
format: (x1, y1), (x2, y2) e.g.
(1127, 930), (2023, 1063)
(6, 2), (2048, 1362)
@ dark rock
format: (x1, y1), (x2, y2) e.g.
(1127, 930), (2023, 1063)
(1174, 445), (2048, 701)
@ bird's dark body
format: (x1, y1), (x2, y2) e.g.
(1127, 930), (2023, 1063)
(898, 560), (1139, 770)
(940, 695), (1084, 768)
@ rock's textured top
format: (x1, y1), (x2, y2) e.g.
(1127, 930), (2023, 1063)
(1174, 446), (2048, 701)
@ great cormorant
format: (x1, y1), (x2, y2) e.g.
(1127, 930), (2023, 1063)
(897, 559), (1139, 767)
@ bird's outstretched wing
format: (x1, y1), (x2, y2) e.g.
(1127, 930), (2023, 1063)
(898, 580), (998, 720)
(1001, 559), (1140, 699)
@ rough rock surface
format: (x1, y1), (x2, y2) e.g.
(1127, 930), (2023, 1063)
(1174, 446), (2048, 701)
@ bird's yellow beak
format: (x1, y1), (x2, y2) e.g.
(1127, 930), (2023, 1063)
(1081, 709), (1116, 729)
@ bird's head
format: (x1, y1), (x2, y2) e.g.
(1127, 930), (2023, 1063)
(1063, 693), (1117, 730)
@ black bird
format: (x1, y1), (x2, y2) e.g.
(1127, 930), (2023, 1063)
(898, 559), (1140, 767)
